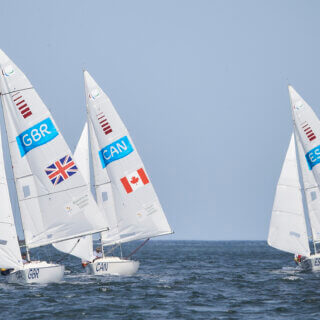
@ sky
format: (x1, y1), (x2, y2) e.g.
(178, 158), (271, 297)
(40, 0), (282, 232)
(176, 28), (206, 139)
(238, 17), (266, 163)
(1, 0), (320, 240)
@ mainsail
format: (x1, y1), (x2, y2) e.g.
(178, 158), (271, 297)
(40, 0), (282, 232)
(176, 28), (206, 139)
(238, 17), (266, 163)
(84, 71), (172, 246)
(0, 49), (109, 249)
(268, 134), (310, 256)
(0, 120), (22, 269)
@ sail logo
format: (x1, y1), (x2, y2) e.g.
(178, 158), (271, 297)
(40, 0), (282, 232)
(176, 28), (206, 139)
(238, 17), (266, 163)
(2, 65), (14, 77)
(16, 117), (59, 157)
(294, 101), (303, 110)
(120, 168), (150, 194)
(89, 89), (100, 100)
(305, 145), (320, 169)
(98, 136), (134, 168)
(45, 155), (78, 186)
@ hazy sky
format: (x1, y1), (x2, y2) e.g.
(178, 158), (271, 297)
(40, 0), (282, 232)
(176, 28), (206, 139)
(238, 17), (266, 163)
(1, 0), (319, 240)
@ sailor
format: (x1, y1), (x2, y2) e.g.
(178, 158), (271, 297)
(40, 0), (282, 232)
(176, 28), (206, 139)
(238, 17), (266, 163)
(294, 254), (305, 264)
(93, 247), (103, 261)
(21, 253), (29, 264)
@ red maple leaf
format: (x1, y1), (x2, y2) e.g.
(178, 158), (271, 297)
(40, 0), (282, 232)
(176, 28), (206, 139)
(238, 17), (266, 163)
(130, 176), (139, 185)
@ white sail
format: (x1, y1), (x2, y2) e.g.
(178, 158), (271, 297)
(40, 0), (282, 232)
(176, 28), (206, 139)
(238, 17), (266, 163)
(0, 121), (22, 269)
(296, 129), (320, 242)
(268, 134), (310, 256)
(84, 71), (172, 246)
(289, 86), (320, 187)
(53, 123), (93, 261)
(0, 49), (109, 249)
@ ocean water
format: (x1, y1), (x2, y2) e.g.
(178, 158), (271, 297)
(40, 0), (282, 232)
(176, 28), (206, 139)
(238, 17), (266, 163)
(1, 240), (320, 319)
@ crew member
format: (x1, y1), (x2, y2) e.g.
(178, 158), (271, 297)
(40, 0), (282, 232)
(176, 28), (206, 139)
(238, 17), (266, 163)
(21, 253), (29, 264)
(93, 247), (103, 261)
(294, 254), (305, 265)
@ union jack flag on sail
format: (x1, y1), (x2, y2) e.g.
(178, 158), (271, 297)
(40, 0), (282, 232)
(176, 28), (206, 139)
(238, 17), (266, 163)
(45, 155), (78, 186)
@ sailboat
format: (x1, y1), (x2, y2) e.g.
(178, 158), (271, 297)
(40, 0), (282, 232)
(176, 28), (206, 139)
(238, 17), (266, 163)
(268, 85), (320, 271)
(0, 49), (110, 283)
(70, 70), (173, 276)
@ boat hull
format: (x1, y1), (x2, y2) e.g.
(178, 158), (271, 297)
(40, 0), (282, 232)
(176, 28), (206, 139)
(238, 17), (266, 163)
(85, 257), (139, 276)
(6, 261), (64, 284)
(298, 254), (320, 271)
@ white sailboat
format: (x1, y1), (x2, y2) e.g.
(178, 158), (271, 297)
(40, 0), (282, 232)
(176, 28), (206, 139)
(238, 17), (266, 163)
(77, 70), (173, 276)
(268, 86), (320, 271)
(0, 49), (110, 283)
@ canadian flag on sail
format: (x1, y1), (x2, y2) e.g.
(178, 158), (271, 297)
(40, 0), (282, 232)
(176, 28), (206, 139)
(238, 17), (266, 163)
(120, 168), (150, 194)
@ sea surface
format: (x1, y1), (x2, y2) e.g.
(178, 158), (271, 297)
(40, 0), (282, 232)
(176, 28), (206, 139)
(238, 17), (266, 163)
(1, 240), (320, 319)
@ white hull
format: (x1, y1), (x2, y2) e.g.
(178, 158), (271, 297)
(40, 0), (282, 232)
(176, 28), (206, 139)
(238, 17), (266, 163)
(6, 261), (64, 284)
(298, 254), (320, 271)
(85, 257), (139, 276)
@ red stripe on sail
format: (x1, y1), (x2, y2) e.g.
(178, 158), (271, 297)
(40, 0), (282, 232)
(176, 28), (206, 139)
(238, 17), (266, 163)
(14, 96), (22, 102)
(104, 128), (112, 135)
(16, 100), (25, 106)
(120, 177), (133, 193)
(310, 136), (316, 141)
(21, 108), (30, 115)
(137, 168), (149, 185)
(23, 112), (32, 119)
(18, 104), (28, 110)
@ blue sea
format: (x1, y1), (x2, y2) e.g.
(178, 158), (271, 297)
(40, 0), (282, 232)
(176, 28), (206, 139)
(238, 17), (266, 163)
(1, 240), (320, 319)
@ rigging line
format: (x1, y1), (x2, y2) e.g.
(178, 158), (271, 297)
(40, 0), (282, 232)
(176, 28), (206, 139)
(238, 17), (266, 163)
(56, 238), (81, 264)
(125, 238), (150, 260)
(104, 243), (121, 256)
